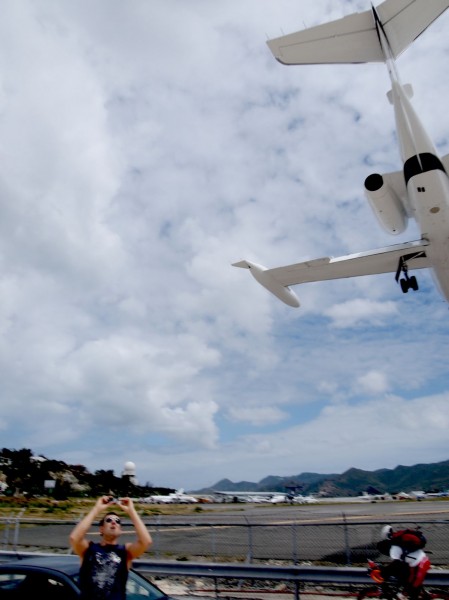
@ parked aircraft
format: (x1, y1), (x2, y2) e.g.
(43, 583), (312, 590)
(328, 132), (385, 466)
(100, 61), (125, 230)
(233, 0), (449, 308)
(270, 493), (319, 504)
(213, 490), (319, 504)
(143, 489), (198, 504)
(270, 493), (294, 503)
(214, 490), (276, 500)
(292, 495), (318, 504)
(395, 491), (412, 500)
(213, 490), (290, 503)
(356, 492), (392, 502)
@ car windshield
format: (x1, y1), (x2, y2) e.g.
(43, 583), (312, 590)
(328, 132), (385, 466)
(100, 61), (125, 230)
(127, 571), (169, 600)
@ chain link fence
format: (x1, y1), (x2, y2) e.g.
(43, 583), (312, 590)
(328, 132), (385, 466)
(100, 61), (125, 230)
(147, 519), (449, 566)
(2, 515), (449, 566)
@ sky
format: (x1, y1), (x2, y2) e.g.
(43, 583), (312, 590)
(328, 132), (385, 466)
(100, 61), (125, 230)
(1, 1), (449, 492)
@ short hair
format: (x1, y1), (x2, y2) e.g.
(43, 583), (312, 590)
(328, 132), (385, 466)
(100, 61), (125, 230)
(99, 512), (120, 526)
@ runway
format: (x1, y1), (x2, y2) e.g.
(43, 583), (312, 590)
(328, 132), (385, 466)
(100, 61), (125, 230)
(198, 498), (449, 523)
(5, 499), (449, 559)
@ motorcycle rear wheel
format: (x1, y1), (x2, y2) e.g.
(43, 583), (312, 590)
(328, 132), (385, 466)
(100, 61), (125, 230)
(358, 587), (449, 600)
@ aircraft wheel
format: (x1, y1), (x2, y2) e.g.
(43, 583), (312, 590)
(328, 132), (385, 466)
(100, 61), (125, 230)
(400, 278), (409, 293)
(410, 275), (419, 291)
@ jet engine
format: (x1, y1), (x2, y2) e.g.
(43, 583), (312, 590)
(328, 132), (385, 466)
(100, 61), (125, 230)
(364, 173), (408, 234)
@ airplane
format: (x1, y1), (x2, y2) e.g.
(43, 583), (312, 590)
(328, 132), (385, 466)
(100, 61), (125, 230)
(142, 488), (198, 504)
(357, 491), (391, 502)
(233, 0), (449, 308)
(213, 490), (290, 502)
(292, 494), (319, 504)
(268, 492), (320, 504)
(212, 489), (320, 504)
(270, 493), (294, 503)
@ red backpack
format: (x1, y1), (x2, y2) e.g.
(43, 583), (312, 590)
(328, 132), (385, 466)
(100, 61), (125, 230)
(391, 529), (426, 551)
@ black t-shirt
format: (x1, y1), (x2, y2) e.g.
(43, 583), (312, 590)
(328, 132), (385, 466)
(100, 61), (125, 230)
(79, 542), (129, 600)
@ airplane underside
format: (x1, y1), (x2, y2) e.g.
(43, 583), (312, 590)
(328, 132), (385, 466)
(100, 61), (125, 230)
(233, 0), (449, 308)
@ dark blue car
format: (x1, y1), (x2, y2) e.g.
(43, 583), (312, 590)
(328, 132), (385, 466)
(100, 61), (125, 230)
(0, 554), (173, 599)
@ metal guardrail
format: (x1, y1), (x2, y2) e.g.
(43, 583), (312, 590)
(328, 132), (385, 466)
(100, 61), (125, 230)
(140, 560), (370, 583)
(135, 560), (449, 587)
(1, 551), (449, 587)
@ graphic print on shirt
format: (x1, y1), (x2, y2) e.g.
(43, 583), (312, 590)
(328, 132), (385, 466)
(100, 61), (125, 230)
(91, 549), (123, 595)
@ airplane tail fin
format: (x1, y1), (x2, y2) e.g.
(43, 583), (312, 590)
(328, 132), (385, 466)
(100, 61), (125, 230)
(267, 0), (449, 65)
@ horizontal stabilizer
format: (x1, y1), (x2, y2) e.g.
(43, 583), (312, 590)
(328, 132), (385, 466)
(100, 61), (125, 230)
(267, 9), (382, 65)
(232, 260), (300, 307)
(267, 0), (449, 65)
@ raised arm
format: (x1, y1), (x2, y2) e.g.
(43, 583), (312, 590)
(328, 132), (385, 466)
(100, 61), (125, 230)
(119, 498), (152, 563)
(69, 496), (111, 558)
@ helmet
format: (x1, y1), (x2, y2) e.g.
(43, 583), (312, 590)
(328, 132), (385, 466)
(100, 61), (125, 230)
(381, 525), (393, 540)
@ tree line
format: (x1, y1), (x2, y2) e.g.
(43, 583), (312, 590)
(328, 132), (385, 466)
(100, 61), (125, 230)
(0, 448), (175, 500)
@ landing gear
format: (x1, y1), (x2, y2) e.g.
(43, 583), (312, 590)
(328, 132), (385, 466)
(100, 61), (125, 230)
(395, 253), (423, 294)
(400, 273), (418, 293)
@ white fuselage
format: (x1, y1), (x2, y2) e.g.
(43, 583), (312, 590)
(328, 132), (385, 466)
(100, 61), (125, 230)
(407, 169), (449, 301)
(392, 80), (449, 301)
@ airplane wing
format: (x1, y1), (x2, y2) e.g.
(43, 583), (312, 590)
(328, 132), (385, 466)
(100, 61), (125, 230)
(267, 0), (449, 65)
(233, 239), (430, 307)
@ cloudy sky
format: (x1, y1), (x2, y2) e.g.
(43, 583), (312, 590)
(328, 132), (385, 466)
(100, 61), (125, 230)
(1, 1), (449, 491)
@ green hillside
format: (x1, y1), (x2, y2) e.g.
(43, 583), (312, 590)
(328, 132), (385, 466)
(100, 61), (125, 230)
(200, 459), (449, 497)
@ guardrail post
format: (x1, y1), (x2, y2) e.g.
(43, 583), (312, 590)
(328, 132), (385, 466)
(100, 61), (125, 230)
(294, 579), (300, 600)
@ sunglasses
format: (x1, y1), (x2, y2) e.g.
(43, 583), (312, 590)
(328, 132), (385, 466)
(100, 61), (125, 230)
(105, 516), (121, 525)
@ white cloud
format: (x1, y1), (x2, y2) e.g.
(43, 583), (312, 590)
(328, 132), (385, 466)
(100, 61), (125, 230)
(324, 299), (398, 328)
(179, 392), (449, 488)
(227, 405), (287, 427)
(356, 370), (390, 395)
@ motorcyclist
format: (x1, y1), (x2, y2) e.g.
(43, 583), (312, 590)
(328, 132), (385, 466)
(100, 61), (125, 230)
(373, 525), (431, 599)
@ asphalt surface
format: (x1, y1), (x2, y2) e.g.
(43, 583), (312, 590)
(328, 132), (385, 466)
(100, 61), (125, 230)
(198, 498), (449, 522)
(4, 498), (449, 556)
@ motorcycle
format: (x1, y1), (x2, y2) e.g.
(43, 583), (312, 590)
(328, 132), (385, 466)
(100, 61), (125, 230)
(358, 548), (448, 600)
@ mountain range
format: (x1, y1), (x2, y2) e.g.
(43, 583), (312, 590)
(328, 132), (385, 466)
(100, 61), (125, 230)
(195, 459), (449, 497)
